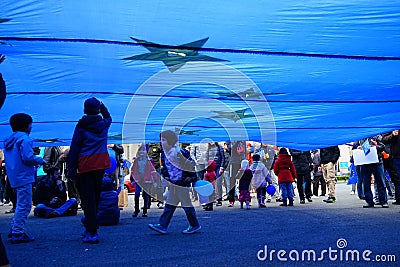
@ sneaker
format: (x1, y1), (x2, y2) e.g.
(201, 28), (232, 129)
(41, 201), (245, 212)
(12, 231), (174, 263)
(350, 191), (355, 195)
(82, 233), (99, 244)
(0, 202), (3, 206)
(275, 198), (282, 202)
(266, 199), (271, 203)
(157, 202), (164, 209)
(5, 208), (15, 214)
(300, 199), (305, 204)
(182, 225), (201, 234)
(142, 213), (148, 217)
(323, 197), (336, 203)
(81, 229), (88, 238)
(228, 202), (234, 207)
(311, 195), (319, 199)
(216, 201), (222, 206)
(11, 233), (35, 244)
(363, 204), (374, 208)
(306, 198), (313, 203)
(47, 211), (59, 218)
(148, 223), (167, 234)
(381, 203), (389, 208)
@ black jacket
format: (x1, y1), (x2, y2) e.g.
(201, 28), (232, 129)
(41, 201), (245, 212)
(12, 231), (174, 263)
(290, 149), (312, 174)
(34, 177), (67, 207)
(382, 132), (400, 159)
(320, 146), (340, 164)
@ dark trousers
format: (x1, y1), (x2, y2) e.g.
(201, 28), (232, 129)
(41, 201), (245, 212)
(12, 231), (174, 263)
(67, 179), (80, 204)
(78, 170), (104, 234)
(228, 164), (240, 202)
(313, 175), (326, 196)
(383, 157), (400, 202)
(134, 183), (151, 214)
(297, 172), (312, 200)
(4, 179), (16, 209)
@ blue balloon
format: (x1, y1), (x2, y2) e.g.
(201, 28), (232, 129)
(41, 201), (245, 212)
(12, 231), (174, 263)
(105, 156), (117, 174)
(194, 180), (214, 197)
(266, 184), (276, 196)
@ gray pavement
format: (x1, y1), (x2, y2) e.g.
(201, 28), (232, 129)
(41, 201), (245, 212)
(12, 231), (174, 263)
(1, 183), (399, 267)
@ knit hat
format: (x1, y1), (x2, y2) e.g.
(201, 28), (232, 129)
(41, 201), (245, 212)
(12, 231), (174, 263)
(9, 113), (33, 132)
(84, 97), (101, 115)
(252, 154), (261, 161)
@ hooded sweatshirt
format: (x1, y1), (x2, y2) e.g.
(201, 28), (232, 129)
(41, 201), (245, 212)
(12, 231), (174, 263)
(68, 107), (111, 177)
(4, 131), (44, 188)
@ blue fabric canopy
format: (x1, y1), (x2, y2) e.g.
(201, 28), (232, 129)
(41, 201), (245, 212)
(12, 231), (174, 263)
(0, 1), (399, 150)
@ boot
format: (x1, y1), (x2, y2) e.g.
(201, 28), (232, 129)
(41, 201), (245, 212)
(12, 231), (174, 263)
(288, 200), (294, 206)
(258, 197), (266, 208)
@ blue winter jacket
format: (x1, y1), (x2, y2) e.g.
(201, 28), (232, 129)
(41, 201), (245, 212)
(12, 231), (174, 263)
(4, 131), (44, 188)
(68, 104), (111, 177)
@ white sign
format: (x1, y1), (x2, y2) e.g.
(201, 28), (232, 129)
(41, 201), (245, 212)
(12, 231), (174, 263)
(353, 146), (379, 166)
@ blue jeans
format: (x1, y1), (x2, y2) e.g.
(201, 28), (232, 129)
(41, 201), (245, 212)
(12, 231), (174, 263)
(159, 185), (199, 228)
(35, 198), (77, 218)
(12, 183), (32, 234)
(215, 167), (223, 201)
(361, 163), (387, 205)
(279, 182), (294, 203)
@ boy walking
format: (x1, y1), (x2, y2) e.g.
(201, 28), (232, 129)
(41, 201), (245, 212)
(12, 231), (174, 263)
(148, 130), (201, 234)
(4, 113), (46, 243)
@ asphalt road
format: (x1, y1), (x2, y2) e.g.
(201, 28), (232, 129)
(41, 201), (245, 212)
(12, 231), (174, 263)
(1, 183), (399, 267)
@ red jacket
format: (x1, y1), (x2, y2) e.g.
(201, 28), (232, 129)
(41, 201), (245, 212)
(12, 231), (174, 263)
(130, 157), (157, 184)
(204, 160), (217, 185)
(273, 154), (297, 183)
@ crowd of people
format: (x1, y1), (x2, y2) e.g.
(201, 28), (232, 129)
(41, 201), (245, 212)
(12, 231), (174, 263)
(0, 95), (399, 267)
